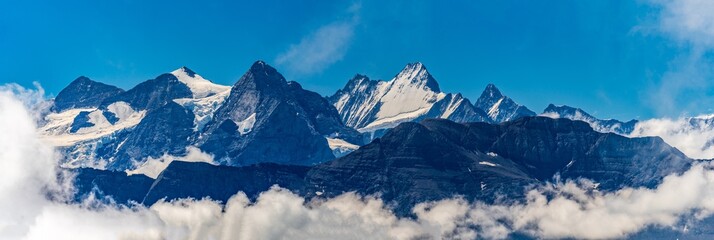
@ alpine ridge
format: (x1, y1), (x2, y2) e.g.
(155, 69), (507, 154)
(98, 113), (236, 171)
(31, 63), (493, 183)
(329, 62), (490, 137)
(74, 116), (694, 215)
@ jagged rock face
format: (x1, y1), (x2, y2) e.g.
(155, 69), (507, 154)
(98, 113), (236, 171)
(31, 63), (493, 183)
(101, 73), (193, 111)
(53, 76), (124, 112)
(73, 117), (696, 217)
(45, 61), (361, 171)
(423, 117), (691, 189)
(421, 93), (489, 123)
(142, 161), (310, 205)
(199, 61), (357, 166)
(329, 62), (490, 135)
(307, 117), (692, 212)
(475, 84), (536, 122)
(72, 161), (310, 205)
(542, 104), (638, 135)
(100, 102), (196, 170)
(305, 121), (538, 214)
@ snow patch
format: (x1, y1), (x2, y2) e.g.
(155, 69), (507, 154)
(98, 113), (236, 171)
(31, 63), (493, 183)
(479, 161), (498, 167)
(106, 101), (135, 120)
(173, 89), (230, 131)
(171, 67), (230, 98)
(326, 137), (360, 157)
(39, 106), (146, 146)
(126, 146), (216, 179)
(487, 97), (504, 119)
(234, 113), (257, 135)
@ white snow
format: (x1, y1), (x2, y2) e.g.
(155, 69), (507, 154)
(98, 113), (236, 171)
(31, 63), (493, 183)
(125, 146), (216, 179)
(38, 104), (146, 147)
(566, 160), (575, 168)
(326, 137), (360, 157)
(541, 109), (626, 134)
(479, 161), (498, 167)
(173, 89), (231, 131)
(171, 67), (231, 98)
(334, 63), (446, 133)
(106, 101), (136, 120)
(486, 152), (498, 157)
(234, 113), (257, 135)
(439, 95), (464, 119)
(487, 97), (504, 119)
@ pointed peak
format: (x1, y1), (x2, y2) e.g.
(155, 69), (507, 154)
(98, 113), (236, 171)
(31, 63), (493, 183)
(405, 61), (425, 69)
(70, 76), (93, 84)
(481, 83), (503, 99)
(235, 60), (287, 88)
(544, 103), (560, 110)
(346, 74), (370, 85)
(351, 73), (369, 80)
(250, 60), (272, 71)
(174, 66), (196, 77)
(393, 62), (440, 92)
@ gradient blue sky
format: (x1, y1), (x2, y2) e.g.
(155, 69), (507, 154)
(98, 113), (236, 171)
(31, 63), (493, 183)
(1, 0), (711, 120)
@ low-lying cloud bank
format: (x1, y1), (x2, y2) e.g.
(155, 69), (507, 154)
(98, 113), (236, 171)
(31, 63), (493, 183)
(629, 115), (714, 159)
(6, 86), (714, 239)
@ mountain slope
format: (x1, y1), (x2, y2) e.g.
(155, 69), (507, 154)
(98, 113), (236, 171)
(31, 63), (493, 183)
(42, 68), (230, 169)
(52, 76), (124, 112)
(541, 104), (638, 134)
(73, 117), (693, 216)
(198, 61), (362, 166)
(329, 63), (489, 134)
(475, 84), (536, 122)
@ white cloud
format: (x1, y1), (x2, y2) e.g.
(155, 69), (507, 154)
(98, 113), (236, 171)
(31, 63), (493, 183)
(629, 114), (714, 159)
(656, 0), (714, 48)
(275, 3), (360, 75)
(645, 0), (714, 116)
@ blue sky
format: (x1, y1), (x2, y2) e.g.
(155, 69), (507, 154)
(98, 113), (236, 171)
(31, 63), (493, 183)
(1, 0), (712, 120)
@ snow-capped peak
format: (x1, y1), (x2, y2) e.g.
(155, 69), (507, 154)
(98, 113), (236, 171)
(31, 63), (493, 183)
(171, 67), (230, 98)
(475, 84), (536, 122)
(392, 62), (440, 92)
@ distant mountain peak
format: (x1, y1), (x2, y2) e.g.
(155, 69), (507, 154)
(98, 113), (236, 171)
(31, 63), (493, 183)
(53, 76), (125, 112)
(71, 76), (92, 83)
(393, 62), (440, 92)
(249, 60), (270, 72)
(541, 104), (637, 135)
(171, 66), (229, 98)
(238, 60), (286, 88)
(329, 62), (489, 133)
(475, 83), (535, 122)
(177, 66), (196, 77)
(482, 83), (504, 99)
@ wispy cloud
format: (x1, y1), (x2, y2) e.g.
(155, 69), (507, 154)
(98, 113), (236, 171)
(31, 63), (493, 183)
(645, 0), (714, 116)
(275, 3), (360, 76)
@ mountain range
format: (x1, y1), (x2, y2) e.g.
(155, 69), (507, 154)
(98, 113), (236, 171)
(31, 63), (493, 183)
(42, 60), (714, 238)
(41, 61), (536, 171)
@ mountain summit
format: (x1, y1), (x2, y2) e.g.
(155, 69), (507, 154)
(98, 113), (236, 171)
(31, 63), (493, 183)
(329, 62), (489, 135)
(475, 83), (536, 122)
(53, 76), (124, 112)
(198, 61), (363, 166)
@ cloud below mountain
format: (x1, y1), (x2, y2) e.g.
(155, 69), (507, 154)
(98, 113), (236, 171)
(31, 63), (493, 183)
(630, 115), (714, 159)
